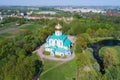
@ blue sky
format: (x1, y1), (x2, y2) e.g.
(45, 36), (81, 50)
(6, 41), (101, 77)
(0, 0), (120, 6)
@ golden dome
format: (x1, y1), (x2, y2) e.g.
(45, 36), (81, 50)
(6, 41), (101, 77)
(55, 24), (62, 30)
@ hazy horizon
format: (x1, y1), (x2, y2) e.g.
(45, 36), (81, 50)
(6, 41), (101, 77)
(0, 0), (120, 6)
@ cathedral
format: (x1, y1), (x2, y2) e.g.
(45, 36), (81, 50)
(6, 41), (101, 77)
(45, 24), (72, 56)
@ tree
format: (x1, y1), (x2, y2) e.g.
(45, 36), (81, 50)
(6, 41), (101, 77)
(103, 48), (119, 68)
(103, 66), (120, 80)
(39, 27), (54, 42)
(86, 28), (96, 38)
(1, 54), (42, 80)
(74, 36), (87, 53)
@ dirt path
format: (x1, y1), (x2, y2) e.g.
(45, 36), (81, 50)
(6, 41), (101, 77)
(40, 61), (65, 76)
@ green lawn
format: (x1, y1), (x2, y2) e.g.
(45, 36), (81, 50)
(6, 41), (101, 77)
(0, 33), (12, 39)
(42, 60), (62, 72)
(0, 23), (43, 40)
(40, 59), (77, 80)
(0, 22), (17, 30)
(21, 23), (42, 31)
(39, 48), (99, 80)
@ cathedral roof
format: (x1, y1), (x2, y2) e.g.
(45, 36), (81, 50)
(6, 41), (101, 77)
(63, 39), (71, 46)
(49, 33), (67, 41)
(47, 33), (72, 47)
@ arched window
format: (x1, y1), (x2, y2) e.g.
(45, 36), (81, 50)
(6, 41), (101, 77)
(49, 39), (52, 46)
(58, 40), (60, 46)
(55, 39), (57, 45)
(60, 41), (63, 46)
(51, 40), (52, 44)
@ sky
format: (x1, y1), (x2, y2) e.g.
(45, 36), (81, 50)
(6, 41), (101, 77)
(0, 0), (120, 6)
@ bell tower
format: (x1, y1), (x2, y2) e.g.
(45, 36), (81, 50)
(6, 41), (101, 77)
(55, 24), (62, 36)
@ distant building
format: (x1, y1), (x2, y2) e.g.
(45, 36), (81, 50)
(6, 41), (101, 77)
(0, 16), (5, 20)
(56, 7), (106, 13)
(36, 11), (56, 15)
(104, 12), (120, 17)
(0, 16), (3, 20)
(45, 24), (72, 56)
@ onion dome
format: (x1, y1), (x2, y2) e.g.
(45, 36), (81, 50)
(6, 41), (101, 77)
(55, 24), (62, 30)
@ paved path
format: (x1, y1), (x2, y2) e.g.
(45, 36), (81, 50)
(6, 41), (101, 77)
(35, 44), (75, 62)
(33, 35), (76, 80)
(34, 44), (75, 80)
(34, 35), (76, 62)
(33, 44), (75, 80)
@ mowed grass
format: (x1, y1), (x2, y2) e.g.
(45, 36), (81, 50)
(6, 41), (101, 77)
(21, 23), (42, 31)
(40, 59), (77, 80)
(0, 22), (17, 30)
(42, 60), (62, 71)
(0, 33), (12, 39)
(0, 23), (43, 40)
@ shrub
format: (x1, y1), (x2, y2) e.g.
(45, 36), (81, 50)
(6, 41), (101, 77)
(55, 55), (61, 58)
(43, 51), (50, 55)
